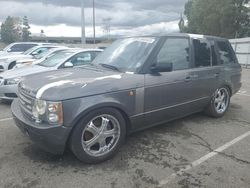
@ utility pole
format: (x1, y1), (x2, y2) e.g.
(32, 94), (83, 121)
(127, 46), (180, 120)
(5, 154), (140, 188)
(93, 0), (96, 44)
(81, 0), (86, 44)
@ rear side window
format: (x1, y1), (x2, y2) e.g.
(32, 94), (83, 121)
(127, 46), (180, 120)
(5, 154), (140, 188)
(157, 37), (190, 71)
(193, 39), (211, 67)
(216, 41), (235, 64)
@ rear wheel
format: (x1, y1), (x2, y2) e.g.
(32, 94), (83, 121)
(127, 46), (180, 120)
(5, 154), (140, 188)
(70, 108), (126, 164)
(205, 87), (230, 118)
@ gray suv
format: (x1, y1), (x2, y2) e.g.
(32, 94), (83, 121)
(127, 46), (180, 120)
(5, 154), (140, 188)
(12, 34), (242, 163)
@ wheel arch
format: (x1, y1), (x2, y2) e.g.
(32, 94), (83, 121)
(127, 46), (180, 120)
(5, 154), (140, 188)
(8, 61), (16, 70)
(65, 102), (132, 149)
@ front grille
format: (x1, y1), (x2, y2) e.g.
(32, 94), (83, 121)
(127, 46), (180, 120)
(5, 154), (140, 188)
(18, 86), (34, 120)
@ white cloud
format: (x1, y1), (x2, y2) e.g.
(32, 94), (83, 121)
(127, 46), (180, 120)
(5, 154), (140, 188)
(30, 21), (179, 37)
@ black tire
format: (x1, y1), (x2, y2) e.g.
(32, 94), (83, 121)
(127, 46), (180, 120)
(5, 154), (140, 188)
(205, 87), (231, 118)
(70, 107), (126, 164)
(8, 62), (16, 70)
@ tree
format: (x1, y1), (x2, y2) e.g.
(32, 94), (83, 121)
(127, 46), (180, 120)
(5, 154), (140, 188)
(0, 16), (20, 43)
(22, 16), (31, 41)
(180, 0), (250, 38)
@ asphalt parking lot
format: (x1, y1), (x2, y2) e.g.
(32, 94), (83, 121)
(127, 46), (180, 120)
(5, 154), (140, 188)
(0, 69), (250, 188)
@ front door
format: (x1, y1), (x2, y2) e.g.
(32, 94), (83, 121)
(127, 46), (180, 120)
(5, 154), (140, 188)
(144, 37), (196, 127)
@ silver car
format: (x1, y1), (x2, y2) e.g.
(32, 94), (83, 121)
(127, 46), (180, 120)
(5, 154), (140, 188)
(0, 48), (103, 100)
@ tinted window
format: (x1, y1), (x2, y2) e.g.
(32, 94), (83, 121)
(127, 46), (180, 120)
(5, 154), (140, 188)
(10, 43), (37, 52)
(193, 39), (211, 67)
(157, 38), (190, 71)
(216, 41), (235, 64)
(209, 40), (219, 66)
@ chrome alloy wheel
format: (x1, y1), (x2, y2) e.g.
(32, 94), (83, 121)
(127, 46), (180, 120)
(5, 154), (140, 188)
(214, 88), (229, 114)
(81, 114), (121, 157)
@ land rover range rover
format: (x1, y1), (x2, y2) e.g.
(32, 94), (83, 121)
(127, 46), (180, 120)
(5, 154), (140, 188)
(11, 34), (242, 163)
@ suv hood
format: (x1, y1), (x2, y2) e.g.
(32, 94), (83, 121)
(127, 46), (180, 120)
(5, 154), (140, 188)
(0, 65), (54, 79)
(20, 68), (143, 101)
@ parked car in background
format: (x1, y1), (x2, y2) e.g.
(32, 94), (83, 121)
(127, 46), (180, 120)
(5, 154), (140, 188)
(0, 42), (39, 55)
(0, 45), (60, 71)
(0, 48), (103, 100)
(11, 34), (242, 164)
(14, 47), (69, 69)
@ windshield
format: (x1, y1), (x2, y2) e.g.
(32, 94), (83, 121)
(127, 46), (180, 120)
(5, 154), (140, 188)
(38, 50), (74, 67)
(92, 37), (158, 72)
(2, 44), (12, 51)
(23, 46), (38, 55)
(33, 48), (56, 59)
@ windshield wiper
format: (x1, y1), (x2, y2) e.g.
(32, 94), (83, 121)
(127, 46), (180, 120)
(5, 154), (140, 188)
(99, 63), (121, 72)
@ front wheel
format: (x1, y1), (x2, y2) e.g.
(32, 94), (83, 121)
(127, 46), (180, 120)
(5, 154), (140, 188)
(205, 87), (231, 118)
(70, 108), (126, 164)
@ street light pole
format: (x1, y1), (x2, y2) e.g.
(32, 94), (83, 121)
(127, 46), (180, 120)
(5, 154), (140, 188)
(93, 0), (96, 44)
(81, 0), (86, 44)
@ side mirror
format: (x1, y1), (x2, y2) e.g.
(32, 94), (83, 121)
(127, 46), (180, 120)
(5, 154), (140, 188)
(7, 49), (11, 52)
(64, 62), (74, 68)
(150, 62), (173, 73)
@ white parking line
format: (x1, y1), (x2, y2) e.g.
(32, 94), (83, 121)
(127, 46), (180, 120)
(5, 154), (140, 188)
(158, 130), (250, 187)
(0, 117), (13, 122)
(237, 93), (250, 97)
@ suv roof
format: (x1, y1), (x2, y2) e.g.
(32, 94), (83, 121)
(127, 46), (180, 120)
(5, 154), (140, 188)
(130, 33), (227, 41)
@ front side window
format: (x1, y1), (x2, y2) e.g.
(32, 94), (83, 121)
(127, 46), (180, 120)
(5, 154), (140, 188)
(216, 41), (235, 64)
(92, 37), (158, 72)
(68, 52), (93, 66)
(157, 37), (190, 71)
(193, 39), (211, 67)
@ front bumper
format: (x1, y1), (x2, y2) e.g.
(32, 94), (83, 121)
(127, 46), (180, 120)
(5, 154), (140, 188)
(11, 99), (72, 155)
(0, 84), (18, 100)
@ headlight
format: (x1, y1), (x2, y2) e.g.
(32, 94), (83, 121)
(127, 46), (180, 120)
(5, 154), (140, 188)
(5, 78), (21, 85)
(32, 100), (63, 125)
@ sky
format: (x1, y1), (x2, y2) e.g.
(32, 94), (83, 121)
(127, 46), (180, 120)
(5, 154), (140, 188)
(0, 0), (187, 37)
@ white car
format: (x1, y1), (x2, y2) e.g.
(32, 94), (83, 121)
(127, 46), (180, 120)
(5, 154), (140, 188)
(0, 42), (39, 55)
(0, 48), (103, 100)
(14, 47), (69, 69)
(0, 45), (60, 71)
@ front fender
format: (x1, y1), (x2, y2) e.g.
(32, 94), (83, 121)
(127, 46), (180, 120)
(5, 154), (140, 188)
(62, 91), (136, 128)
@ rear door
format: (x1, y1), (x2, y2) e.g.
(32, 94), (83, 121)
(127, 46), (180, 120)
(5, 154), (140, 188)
(189, 37), (220, 101)
(214, 39), (242, 95)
